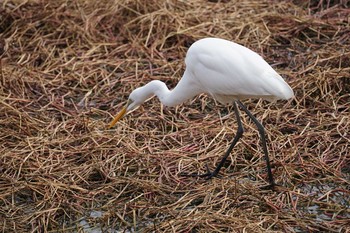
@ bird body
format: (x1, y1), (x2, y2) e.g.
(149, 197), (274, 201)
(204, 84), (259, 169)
(184, 38), (293, 103)
(109, 37), (294, 187)
(124, 38), (293, 113)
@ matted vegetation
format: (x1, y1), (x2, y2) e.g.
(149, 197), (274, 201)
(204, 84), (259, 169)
(1, 0), (349, 232)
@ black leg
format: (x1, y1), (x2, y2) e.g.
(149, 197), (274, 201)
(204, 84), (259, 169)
(237, 100), (275, 187)
(181, 100), (275, 188)
(208, 101), (244, 178)
(181, 101), (243, 178)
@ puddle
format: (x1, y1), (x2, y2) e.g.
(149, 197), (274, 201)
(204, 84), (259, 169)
(75, 210), (153, 233)
(72, 182), (349, 232)
(297, 182), (350, 222)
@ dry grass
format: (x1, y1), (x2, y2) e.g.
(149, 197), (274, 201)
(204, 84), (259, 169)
(1, 0), (349, 232)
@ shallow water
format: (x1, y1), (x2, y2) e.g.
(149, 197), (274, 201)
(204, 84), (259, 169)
(74, 181), (349, 232)
(297, 182), (350, 225)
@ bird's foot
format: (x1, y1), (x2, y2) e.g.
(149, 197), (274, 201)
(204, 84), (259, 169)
(180, 164), (218, 179)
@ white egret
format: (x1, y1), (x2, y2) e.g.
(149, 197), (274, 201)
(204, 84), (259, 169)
(109, 38), (294, 188)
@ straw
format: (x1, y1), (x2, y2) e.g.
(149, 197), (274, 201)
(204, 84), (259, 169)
(0, 0), (349, 232)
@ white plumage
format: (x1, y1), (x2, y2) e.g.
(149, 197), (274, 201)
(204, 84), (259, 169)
(184, 38), (293, 103)
(109, 37), (294, 188)
(119, 38), (293, 113)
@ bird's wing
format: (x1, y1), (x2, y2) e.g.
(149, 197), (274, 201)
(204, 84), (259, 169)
(185, 38), (293, 102)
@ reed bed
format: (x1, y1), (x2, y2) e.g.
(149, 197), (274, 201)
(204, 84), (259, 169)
(0, 0), (349, 232)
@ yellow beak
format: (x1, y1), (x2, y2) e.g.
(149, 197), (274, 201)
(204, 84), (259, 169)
(108, 106), (127, 128)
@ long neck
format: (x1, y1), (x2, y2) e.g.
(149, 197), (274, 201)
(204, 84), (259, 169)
(146, 71), (202, 107)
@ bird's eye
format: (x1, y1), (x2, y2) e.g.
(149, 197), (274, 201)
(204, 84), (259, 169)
(125, 99), (136, 111)
(127, 99), (134, 106)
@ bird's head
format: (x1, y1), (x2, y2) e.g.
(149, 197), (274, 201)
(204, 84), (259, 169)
(108, 85), (154, 128)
